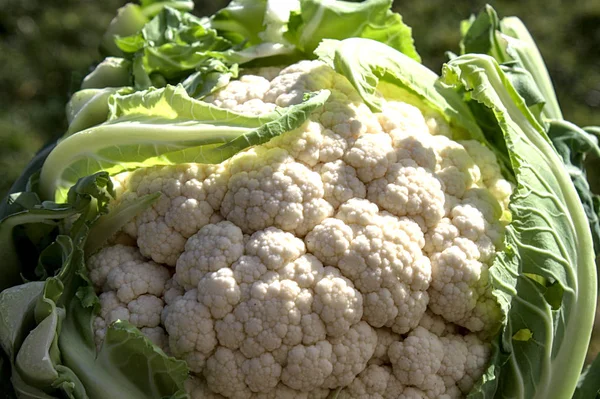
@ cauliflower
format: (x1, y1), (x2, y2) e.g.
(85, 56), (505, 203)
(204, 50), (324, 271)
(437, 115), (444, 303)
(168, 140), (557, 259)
(3, 0), (598, 398)
(88, 59), (510, 397)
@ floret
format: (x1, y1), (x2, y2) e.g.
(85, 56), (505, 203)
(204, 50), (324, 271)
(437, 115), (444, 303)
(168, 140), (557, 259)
(105, 259), (171, 303)
(317, 160), (366, 208)
(204, 75), (276, 115)
(307, 199), (431, 334)
(221, 147), (333, 235)
(163, 290), (218, 373)
(368, 328), (401, 366)
(204, 347), (252, 399)
(367, 159), (446, 229)
(185, 376), (226, 399)
(388, 327), (445, 394)
(322, 321), (378, 388)
(312, 267), (364, 337)
(281, 341), (333, 391)
(344, 133), (396, 183)
(93, 291), (165, 350)
(176, 221), (245, 290)
(87, 244), (144, 290)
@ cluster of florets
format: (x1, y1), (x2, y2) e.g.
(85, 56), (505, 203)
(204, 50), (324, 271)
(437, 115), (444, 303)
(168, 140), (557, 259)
(89, 60), (511, 398)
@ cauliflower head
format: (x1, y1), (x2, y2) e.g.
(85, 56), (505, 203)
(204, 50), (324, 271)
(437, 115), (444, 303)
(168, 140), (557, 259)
(91, 59), (512, 398)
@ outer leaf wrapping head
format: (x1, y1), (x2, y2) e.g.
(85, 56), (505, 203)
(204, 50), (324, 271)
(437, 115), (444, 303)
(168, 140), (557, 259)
(443, 54), (596, 399)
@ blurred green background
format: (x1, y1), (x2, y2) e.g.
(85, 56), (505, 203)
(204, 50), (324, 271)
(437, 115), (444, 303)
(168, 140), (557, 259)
(0, 0), (598, 363)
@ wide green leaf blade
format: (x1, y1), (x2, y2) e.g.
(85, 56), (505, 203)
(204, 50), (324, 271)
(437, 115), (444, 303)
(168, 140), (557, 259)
(547, 120), (600, 255)
(0, 283), (44, 360)
(499, 16), (563, 120)
(40, 120), (246, 202)
(442, 54), (596, 399)
(107, 84), (276, 125)
(40, 85), (329, 201)
(130, 89), (331, 165)
(287, 0), (420, 61)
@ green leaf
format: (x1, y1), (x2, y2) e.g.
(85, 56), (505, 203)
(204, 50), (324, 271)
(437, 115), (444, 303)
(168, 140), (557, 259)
(500, 62), (546, 122)
(139, 0), (194, 18)
(547, 120), (600, 255)
(0, 352), (16, 399)
(0, 172), (113, 290)
(443, 54), (596, 399)
(181, 59), (238, 99)
(260, 0), (301, 43)
(459, 7), (546, 125)
(574, 353), (600, 399)
(65, 88), (125, 136)
(209, 1), (301, 66)
(101, 1), (196, 57)
(2, 233), (82, 398)
(107, 83), (276, 125)
(15, 310), (61, 387)
(115, 6), (231, 88)
(101, 4), (149, 57)
(10, 371), (56, 399)
(209, 0), (302, 58)
(51, 366), (87, 399)
(210, 0), (269, 46)
(460, 5), (563, 120)
(0, 200), (72, 291)
(39, 85), (330, 201)
(0, 283), (44, 360)
(108, 0), (423, 92)
(286, 0), (420, 61)
(59, 297), (188, 399)
(80, 58), (132, 90)
(459, 5), (509, 62)
(0, 169), (185, 398)
(211, 43), (301, 67)
(499, 16), (563, 120)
